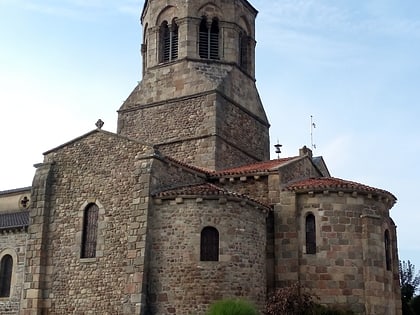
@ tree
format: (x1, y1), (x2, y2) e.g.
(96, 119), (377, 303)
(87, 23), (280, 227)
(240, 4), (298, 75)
(400, 260), (420, 315)
(411, 295), (420, 315)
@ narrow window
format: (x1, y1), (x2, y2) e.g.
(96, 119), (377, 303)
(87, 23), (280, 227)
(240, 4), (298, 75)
(305, 214), (316, 254)
(199, 17), (219, 60)
(385, 230), (391, 270)
(81, 203), (99, 258)
(0, 255), (13, 297)
(200, 227), (219, 261)
(239, 31), (249, 71)
(160, 20), (178, 63)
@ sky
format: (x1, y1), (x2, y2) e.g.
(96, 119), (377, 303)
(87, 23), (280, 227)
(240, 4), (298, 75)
(0, 0), (419, 274)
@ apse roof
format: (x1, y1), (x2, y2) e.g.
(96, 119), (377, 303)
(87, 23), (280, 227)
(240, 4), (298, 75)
(286, 177), (397, 202)
(153, 183), (271, 209)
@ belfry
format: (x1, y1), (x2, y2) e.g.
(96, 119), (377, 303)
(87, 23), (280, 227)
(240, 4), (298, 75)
(117, 0), (270, 170)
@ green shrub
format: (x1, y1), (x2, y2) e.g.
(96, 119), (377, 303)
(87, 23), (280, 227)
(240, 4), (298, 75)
(313, 304), (354, 315)
(206, 299), (259, 315)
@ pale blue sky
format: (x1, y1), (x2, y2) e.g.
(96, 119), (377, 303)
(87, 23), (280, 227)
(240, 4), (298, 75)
(1, 1), (419, 273)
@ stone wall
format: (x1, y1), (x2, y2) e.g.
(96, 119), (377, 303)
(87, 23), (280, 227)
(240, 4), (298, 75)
(0, 231), (27, 315)
(147, 197), (268, 315)
(275, 190), (401, 315)
(22, 131), (155, 315)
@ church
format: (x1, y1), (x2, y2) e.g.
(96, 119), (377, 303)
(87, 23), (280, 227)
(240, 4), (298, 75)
(0, 0), (402, 314)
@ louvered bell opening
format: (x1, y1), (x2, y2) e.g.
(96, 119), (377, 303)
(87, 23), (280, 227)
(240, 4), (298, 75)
(171, 29), (178, 60)
(209, 33), (219, 59)
(162, 28), (171, 62)
(240, 35), (248, 70)
(199, 31), (209, 58)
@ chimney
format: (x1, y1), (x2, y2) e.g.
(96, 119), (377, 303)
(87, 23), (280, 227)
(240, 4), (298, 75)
(299, 146), (313, 158)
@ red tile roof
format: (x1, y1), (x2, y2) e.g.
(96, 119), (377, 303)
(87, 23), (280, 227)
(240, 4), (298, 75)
(286, 177), (396, 201)
(153, 183), (271, 209)
(210, 157), (300, 177)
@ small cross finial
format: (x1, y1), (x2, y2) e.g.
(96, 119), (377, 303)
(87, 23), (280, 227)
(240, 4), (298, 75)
(95, 119), (104, 129)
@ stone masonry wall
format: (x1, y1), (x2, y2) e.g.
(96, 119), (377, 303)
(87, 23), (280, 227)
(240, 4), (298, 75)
(22, 131), (155, 314)
(291, 191), (400, 315)
(216, 94), (269, 164)
(149, 157), (206, 193)
(0, 231), (27, 315)
(147, 197), (267, 315)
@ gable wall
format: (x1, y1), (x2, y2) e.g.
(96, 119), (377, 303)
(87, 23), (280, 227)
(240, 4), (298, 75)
(22, 132), (155, 314)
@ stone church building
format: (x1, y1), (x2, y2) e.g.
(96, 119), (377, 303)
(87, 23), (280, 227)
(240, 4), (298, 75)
(0, 0), (402, 314)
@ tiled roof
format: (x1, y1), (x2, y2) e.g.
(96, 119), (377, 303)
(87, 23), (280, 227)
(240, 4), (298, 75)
(0, 211), (29, 231)
(163, 156), (212, 175)
(0, 186), (31, 196)
(153, 183), (271, 209)
(286, 177), (396, 201)
(210, 157), (300, 177)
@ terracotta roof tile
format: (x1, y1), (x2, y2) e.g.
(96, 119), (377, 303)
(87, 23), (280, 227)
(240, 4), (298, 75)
(163, 156), (212, 175)
(210, 157), (300, 177)
(153, 183), (271, 209)
(286, 177), (396, 201)
(0, 211), (29, 230)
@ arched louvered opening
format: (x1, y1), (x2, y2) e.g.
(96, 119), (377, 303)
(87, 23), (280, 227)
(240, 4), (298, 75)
(81, 203), (99, 259)
(200, 226), (219, 261)
(385, 230), (392, 271)
(0, 254), (13, 297)
(160, 20), (178, 63)
(199, 17), (219, 60)
(239, 31), (249, 71)
(305, 213), (316, 254)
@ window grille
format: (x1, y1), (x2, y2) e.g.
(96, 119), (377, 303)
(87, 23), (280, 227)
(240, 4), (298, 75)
(200, 227), (219, 261)
(199, 17), (219, 60)
(0, 255), (13, 297)
(81, 203), (99, 259)
(305, 214), (316, 254)
(385, 230), (392, 270)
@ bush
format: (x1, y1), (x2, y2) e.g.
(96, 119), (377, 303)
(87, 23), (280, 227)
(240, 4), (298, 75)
(313, 304), (354, 315)
(206, 299), (259, 315)
(266, 283), (354, 315)
(266, 283), (317, 315)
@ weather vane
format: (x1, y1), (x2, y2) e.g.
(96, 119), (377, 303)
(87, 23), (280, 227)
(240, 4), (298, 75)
(274, 140), (282, 159)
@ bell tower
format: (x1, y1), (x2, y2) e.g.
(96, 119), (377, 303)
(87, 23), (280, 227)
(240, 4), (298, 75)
(117, 0), (270, 170)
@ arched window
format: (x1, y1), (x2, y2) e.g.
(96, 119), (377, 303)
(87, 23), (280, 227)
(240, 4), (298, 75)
(239, 31), (250, 71)
(0, 255), (13, 297)
(305, 214), (316, 254)
(385, 230), (392, 271)
(160, 20), (178, 63)
(200, 226), (219, 261)
(81, 203), (99, 259)
(199, 17), (219, 60)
